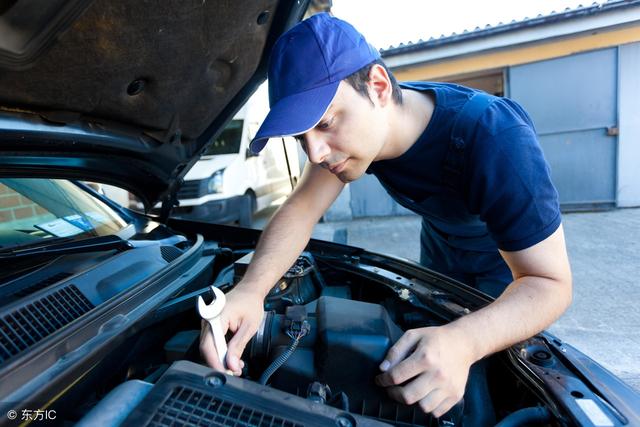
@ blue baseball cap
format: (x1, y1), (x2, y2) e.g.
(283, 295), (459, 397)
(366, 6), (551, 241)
(249, 13), (380, 154)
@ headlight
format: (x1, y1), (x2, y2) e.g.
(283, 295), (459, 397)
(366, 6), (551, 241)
(207, 170), (224, 193)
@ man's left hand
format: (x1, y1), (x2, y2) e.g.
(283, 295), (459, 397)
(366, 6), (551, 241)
(375, 325), (475, 417)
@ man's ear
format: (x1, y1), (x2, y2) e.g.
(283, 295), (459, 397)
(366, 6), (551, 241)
(367, 64), (393, 107)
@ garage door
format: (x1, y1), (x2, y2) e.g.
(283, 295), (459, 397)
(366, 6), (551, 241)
(509, 48), (618, 209)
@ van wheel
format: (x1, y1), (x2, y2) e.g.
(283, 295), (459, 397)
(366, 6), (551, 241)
(239, 192), (255, 227)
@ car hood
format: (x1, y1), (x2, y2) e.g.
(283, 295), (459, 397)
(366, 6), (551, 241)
(0, 0), (306, 210)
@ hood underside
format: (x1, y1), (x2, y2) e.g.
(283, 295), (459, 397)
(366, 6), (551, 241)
(0, 0), (306, 208)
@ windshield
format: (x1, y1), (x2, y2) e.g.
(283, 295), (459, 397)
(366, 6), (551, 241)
(0, 178), (129, 250)
(203, 119), (244, 156)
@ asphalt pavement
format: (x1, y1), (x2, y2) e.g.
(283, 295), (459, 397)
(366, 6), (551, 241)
(253, 207), (640, 392)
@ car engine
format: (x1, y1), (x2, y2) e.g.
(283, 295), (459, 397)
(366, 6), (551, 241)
(71, 250), (509, 427)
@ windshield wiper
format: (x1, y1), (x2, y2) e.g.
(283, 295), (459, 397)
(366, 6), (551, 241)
(0, 235), (132, 259)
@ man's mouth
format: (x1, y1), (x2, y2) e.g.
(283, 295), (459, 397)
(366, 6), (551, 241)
(329, 159), (347, 174)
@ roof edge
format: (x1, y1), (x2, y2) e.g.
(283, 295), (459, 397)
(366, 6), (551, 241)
(381, 0), (640, 57)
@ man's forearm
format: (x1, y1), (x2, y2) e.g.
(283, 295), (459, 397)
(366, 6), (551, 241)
(450, 225), (573, 363)
(448, 275), (572, 363)
(236, 200), (319, 299)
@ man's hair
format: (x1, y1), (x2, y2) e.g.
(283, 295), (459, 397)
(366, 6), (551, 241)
(344, 59), (403, 105)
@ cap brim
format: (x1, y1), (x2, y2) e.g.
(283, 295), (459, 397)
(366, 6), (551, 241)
(249, 81), (340, 154)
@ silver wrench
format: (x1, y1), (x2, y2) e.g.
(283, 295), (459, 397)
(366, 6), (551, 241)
(197, 286), (228, 369)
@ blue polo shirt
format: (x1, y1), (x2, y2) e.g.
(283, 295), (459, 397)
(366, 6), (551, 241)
(367, 81), (561, 252)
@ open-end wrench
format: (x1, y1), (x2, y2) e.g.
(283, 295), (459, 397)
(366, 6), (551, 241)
(197, 286), (228, 369)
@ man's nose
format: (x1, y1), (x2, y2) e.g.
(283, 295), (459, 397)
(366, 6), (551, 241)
(304, 132), (331, 164)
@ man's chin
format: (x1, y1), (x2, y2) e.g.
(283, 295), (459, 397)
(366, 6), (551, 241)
(337, 166), (365, 183)
(337, 174), (353, 184)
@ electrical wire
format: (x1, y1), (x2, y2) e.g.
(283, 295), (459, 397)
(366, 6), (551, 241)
(258, 325), (308, 385)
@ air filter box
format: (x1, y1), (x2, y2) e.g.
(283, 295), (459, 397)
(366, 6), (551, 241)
(316, 297), (404, 402)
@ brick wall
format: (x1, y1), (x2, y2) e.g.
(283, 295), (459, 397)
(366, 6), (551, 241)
(0, 183), (48, 223)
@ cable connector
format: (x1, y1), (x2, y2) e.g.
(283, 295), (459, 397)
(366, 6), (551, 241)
(286, 319), (310, 340)
(283, 305), (310, 339)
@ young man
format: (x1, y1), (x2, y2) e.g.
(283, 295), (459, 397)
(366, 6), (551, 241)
(200, 13), (572, 418)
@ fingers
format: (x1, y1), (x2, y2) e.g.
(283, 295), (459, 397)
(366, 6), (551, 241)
(200, 318), (248, 376)
(388, 374), (460, 418)
(375, 326), (468, 417)
(417, 389), (448, 415)
(225, 319), (257, 375)
(431, 397), (459, 419)
(376, 353), (427, 388)
(386, 375), (459, 417)
(199, 289), (263, 376)
(377, 331), (433, 387)
(385, 371), (435, 405)
(379, 329), (421, 372)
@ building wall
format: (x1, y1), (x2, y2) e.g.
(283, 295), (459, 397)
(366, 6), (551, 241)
(0, 183), (51, 227)
(508, 47), (618, 208)
(617, 41), (640, 207)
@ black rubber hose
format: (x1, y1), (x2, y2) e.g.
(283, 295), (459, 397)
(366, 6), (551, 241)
(258, 336), (301, 385)
(495, 406), (551, 427)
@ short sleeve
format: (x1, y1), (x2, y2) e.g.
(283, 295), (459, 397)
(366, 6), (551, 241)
(466, 100), (561, 252)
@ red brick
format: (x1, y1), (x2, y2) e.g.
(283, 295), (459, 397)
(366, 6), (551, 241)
(34, 206), (49, 215)
(0, 195), (20, 208)
(0, 210), (13, 222)
(18, 196), (34, 206)
(13, 206), (35, 219)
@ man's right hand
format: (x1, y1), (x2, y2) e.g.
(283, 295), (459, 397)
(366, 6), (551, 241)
(197, 164), (345, 375)
(199, 285), (265, 375)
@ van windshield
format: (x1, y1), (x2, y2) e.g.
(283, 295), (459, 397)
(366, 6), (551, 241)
(203, 119), (243, 156)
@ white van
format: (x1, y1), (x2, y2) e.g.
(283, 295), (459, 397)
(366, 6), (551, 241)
(169, 84), (301, 226)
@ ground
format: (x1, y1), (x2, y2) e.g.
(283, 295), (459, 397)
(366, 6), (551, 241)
(254, 207), (640, 392)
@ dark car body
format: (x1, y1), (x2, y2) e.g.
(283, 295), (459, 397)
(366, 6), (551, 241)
(0, 1), (638, 426)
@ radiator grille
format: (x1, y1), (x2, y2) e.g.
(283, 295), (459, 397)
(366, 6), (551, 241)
(148, 386), (303, 427)
(0, 285), (94, 364)
(177, 180), (205, 199)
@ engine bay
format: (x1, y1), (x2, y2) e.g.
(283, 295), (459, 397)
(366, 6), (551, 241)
(68, 248), (544, 427)
(1, 220), (608, 427)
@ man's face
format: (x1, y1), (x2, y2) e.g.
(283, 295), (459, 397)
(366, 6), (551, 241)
(297, 80), (389, 183)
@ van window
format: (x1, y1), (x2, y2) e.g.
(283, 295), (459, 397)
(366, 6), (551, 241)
(204, 119), (244, 156)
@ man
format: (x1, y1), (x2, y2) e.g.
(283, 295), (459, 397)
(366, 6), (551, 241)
(200, 13), (572, 418)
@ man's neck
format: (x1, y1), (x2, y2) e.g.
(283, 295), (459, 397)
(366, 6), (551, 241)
(378, 88), (435, 160)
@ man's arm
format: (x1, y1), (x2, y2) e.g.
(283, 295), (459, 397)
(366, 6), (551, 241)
(456, 223), (572, 358)
(200, 163), (344, 373)
(238, 162), (345, 298)
(376, 224), (572, 417)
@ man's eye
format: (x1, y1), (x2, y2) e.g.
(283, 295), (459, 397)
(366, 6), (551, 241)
(317, 118), (332, 129)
